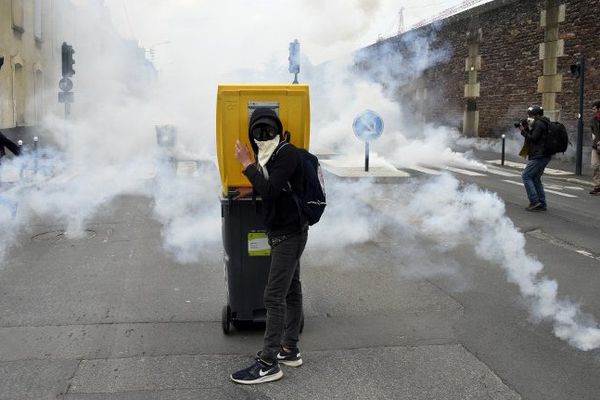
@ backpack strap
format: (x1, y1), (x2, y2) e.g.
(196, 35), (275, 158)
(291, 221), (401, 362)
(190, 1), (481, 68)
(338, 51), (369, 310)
(276, 141), (305, 230)
(273, 141), (289, 157)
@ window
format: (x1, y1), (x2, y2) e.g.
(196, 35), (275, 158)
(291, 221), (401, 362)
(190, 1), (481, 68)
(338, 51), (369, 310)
(12, 0), (24, 33)
(34, 69), (44, 124)
(13, 62), (25, 126)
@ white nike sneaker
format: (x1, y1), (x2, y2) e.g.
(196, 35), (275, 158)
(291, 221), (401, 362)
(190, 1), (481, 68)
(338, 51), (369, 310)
(230, 358), (283, 384)
(277, 347), (303, 367)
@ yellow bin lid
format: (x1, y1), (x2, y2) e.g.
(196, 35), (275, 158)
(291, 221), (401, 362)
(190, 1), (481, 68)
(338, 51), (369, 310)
(216, 84), (310, 194)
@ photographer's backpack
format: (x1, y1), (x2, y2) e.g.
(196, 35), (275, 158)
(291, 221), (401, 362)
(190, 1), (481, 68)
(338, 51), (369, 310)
(276, 141), (326, 225)
(543, 120), (569, 155)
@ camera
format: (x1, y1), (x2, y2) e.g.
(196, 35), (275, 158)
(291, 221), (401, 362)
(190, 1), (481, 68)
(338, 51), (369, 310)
(513, 119), (527, 128)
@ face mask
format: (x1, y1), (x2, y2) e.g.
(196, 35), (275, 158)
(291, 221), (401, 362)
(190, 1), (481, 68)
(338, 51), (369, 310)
(527, 117), (535, 128)
(254, 136), (280, 176)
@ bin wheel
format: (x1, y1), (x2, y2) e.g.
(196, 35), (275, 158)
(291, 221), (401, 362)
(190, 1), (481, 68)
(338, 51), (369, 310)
(299, 315), (305, 334)
(222, 305), (231, 334)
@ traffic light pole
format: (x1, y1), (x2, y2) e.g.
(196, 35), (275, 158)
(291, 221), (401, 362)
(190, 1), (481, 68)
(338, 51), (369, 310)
(575, 57), (585, 176)
(59, 42), (75, 121)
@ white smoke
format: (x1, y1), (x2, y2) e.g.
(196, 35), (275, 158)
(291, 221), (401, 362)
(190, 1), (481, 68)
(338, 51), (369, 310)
(0, 0), (598, 353)
(393, 174), (600, 351)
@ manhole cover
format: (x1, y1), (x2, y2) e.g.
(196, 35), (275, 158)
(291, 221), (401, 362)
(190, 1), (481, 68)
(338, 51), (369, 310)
(32, 229), (97, 242)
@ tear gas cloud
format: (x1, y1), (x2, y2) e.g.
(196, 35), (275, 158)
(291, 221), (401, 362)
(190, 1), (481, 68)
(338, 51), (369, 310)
(391, 175), (600, 351)
(0, 0), (599, 352)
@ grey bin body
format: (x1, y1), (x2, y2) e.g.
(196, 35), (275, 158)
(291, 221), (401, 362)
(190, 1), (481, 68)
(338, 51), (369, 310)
(221, 194), (271, 333)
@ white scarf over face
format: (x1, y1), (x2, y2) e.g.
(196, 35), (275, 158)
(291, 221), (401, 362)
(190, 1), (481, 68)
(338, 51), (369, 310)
(254, 136), (280, 179)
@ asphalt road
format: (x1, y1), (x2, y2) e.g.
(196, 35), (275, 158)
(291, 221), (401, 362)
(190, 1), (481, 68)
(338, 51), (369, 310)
(0, 155), (599, 399)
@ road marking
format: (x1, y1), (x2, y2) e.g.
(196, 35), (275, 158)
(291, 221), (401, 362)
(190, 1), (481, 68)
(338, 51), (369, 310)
(566, 178), (593, 187)
(545, 184), (584, 192)
(321, 160), (410, 177)
(481, 166), (520, 177)
(408, 165), (442, 175)
(501, 179), (578, 198)
(442, 166), (486, 176)
(487, 160), (572, 176)
(528, 229), (600, 263)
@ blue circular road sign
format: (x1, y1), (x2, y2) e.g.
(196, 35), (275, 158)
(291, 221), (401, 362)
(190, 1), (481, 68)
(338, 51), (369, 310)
(352, 110), (384, 142)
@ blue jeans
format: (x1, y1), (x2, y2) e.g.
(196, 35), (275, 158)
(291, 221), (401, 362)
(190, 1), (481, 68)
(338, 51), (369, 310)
(522, 156), (551, 206)
(261, 230), (308, 363)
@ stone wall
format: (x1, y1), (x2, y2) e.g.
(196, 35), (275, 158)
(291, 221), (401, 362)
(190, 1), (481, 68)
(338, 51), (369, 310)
(362, 0), (600, 139)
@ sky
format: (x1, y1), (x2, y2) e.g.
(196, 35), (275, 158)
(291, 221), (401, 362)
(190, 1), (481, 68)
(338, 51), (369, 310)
(103, 0), (493, 71)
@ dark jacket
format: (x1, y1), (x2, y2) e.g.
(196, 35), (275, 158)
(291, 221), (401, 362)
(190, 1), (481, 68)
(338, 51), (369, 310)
(521, 116), (550, 159)
(243, 141), (306, 237)
(0, 132), (20, 159)
(591, 115), (600, 149)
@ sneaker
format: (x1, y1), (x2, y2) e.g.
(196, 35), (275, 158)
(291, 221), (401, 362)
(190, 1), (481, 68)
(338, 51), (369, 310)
(230, 358), (283, 385)
(590, 187), (600, 195)
(277, 347), (303, 367)
(526, 202), (543, 211)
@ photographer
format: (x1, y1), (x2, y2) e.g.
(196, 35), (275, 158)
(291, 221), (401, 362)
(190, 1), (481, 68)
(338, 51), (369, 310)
(590, 100), (600, 195)
(517, 105), (551, 211)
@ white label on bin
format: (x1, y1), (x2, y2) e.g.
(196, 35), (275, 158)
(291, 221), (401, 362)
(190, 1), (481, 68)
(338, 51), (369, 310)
(248, 232), (271, 256)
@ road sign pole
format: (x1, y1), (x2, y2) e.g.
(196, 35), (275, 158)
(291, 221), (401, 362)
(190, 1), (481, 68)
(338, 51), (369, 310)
(365, 141), (370, 172)
(353, 110), (384, 174)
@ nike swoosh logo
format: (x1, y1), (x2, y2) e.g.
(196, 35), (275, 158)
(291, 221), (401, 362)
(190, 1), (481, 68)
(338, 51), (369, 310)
(259, 369), (270, 377)
(278, 352), (300, 359)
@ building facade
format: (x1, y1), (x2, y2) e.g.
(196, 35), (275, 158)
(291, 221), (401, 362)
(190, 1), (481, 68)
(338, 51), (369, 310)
(0, 0), (61, 132)
(1, 0), (157, 141)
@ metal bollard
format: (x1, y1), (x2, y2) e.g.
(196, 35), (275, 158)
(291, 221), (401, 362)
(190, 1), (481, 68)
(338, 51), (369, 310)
(33, 136), (39, 175)
(501, 134), (506, 166)
(17, 140), (24, 179)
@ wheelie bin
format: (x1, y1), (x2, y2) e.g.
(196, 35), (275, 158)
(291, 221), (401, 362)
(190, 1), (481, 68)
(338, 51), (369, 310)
(216, 84), (310, 333)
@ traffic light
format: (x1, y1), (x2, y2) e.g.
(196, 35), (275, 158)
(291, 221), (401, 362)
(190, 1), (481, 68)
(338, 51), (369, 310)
(570, 62), (582, 79)
(61, 42), (75, 78)
(288, 39), (300, 74)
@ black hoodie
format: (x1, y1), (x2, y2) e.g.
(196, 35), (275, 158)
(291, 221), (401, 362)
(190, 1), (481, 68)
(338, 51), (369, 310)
(243, 108), (306, 237)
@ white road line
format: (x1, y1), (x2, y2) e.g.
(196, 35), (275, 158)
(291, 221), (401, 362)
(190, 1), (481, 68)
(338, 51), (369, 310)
(566, 178), (593, 186)
(481, 166), (520, 177)
(443, 166), (486, 176)
(321, 160), (410, 178)
(501, 179), (578, 198)
(487, 160), (572, 176)
(409, 165), (442, 175)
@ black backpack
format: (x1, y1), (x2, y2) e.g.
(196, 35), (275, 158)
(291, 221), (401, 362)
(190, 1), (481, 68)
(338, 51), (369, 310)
(275, 142), (326, 225)
(294, 148), (326, 225)
(542, 120), (569, 155)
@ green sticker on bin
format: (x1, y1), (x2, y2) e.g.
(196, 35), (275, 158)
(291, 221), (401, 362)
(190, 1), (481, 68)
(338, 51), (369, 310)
(248, 232), (271, 256)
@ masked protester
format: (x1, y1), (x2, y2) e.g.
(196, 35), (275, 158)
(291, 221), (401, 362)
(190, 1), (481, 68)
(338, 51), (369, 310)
(231, 107), (308, 384)
(0, 131), (21, 164)
(518, 105), (551, 211)
(589, 100), (600, 195)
